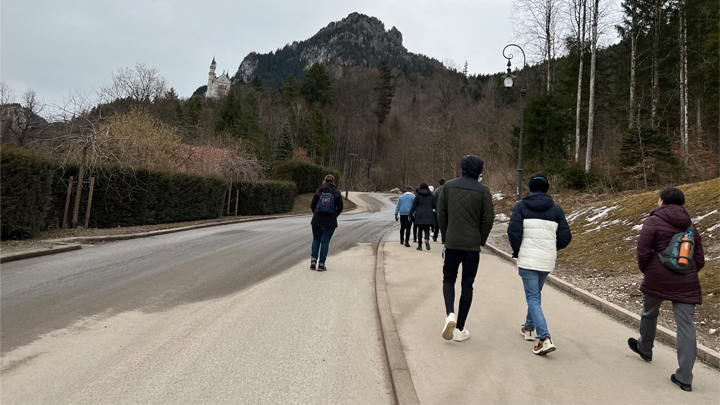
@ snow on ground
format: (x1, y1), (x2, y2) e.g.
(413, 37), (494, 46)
(492, 193), (504, 201)
(494, 213), (510, 223)
(692, 209), (718, 224)
(585, 205), (619, 223)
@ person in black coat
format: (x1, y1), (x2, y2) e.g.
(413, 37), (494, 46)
(309, 175), (344, 271)
(409, 183), (437, 251)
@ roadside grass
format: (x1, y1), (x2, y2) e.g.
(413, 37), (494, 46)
(556, 178), (719, 308)
(289, 193), (357, 216)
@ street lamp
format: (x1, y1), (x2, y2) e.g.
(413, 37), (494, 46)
(503, 44), (527, 202)
(346, 153), (358, 200)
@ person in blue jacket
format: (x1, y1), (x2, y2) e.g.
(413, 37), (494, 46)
(507, 173), (572, 355)
(395, 186), (416, 247)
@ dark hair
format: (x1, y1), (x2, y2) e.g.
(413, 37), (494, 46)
(528, 172), (549, 193)
(419, 182), (429, 190)
(660, 187), (685, 206)
(439, 179), (446, 186)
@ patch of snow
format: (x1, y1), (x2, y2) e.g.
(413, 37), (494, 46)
(707, 222), (720, 232)
(692, 209), (718, 224)
(492, 193), (504, 201)
(632, 224), (643, 231)
(585, 206), (619, 223)
(567, 208), (590, 224)
(494, 213), (510, 223)
(582, 219), (622, 234)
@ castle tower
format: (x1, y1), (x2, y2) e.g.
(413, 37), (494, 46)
(207, 57), (217, 97)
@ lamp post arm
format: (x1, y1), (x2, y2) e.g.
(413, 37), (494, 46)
(502, 44), (527, 69)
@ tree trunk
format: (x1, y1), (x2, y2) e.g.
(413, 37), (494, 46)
(575, 0), (587, 162)
(651, 0), (660, 129)
(629, 0), (638, 129)
(546, 0), (552, 93)
(585, 0), (599, 172)
(696, 96), (702, 140)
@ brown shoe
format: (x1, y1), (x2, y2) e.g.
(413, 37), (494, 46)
(533, 336), (556, 355)
(520, 326), (536, 341)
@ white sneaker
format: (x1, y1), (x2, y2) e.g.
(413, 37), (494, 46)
(453, 328), (470, 342)
(442, 313), (456, 340)
(520, 326), (537, 341)
(532, 336), (556, 355)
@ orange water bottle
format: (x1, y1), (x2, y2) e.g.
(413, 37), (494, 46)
(678, 232), (692, 267)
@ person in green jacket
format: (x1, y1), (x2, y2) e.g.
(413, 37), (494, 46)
(437, 156), (494, 342)
(433, 179), (445, 242)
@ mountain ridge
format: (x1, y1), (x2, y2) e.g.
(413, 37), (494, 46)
(231, 12), (443, 87)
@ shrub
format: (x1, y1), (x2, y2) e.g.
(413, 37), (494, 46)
(273, 161), (340, 194)
(226, 180), (297, 216)
(1, 145), (54, 239)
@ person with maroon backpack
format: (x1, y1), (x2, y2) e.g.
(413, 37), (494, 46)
(309, 175), (344, 272)
(628, 187), (705, 392)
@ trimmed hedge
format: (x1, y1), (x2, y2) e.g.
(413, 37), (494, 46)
(1, 146), (53, 239)
(48, 167), (227, 228)
(225, 180), (297, 216)
(273, 162), (340, 194)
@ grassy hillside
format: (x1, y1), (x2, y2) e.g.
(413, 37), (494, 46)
(557, 178), (719, 305)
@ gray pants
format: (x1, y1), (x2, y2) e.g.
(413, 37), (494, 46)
(638, 293), (696, 384)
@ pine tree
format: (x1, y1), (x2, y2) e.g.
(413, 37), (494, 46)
(236, 90), (264, 145)
(251, 75), (262, 90)
(275, 124), (295, 161)
(310, 103), (329, 165)
(215, 90), (241, 135)
(282, 74), (300, 108)
(373, 60), (395, 124)
(301, 62), (333, 108)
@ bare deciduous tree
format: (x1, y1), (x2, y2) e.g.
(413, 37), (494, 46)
(101, 63), (168, 103)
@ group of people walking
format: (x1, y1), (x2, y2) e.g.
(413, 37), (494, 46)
(394, 180), (445, 251)
(309, 154), (706, 392)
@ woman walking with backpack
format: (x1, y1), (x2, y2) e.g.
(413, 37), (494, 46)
(409, 183), (436, 251)
(310, 175), (344, 272)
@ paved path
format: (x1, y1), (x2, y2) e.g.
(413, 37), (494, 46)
(383, 240), (720, 404)
(1, 193), (394, 404)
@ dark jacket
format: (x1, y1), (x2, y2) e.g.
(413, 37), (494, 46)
(507, 192), (572, 272)
(437, 156), (494, 251)
(310, 183), (344, 228)
(409, 188), (436, 225)
(638, 204), (705, 304)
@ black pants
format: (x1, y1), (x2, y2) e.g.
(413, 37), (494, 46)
(400, 215), (414, 242)
(433, 212), (440, 241)
(416, 224), (430, 245)
(442, 248), (480, 330)
(412, 220), (417, 241)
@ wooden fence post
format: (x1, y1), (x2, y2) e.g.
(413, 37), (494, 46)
(84, 177), (95, 229)
(227, 182), (232, 216)
(235, 189), (239, 216)
(62, 176), (74, 229)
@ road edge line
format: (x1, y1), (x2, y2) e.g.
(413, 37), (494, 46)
(375, 242), (420, 405)
(484, 242), (720, 369)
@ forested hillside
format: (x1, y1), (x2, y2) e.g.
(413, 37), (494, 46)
(2, 5), (718, 196)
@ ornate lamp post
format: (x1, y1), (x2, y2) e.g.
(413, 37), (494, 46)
(503, 44), (527, 202)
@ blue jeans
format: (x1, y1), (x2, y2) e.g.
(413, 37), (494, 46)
(311, 226), (335, 263)
(519, 268), (550, 339)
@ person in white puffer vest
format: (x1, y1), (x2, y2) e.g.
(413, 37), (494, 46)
(507, 173), (572, 355)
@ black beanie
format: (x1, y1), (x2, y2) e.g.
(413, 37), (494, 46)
(529, 173), (549, 193)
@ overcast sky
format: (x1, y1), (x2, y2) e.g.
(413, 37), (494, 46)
(1, 0), (619, 108)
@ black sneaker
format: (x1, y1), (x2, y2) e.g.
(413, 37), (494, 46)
(413, 239), (417, 243)
(400, 239), (404, 245)
(671, 374), (692, 392)
(416, 246), (422, 251)
(433, 238), (438, 242)
(310, 258), (317, 270)
(425, 240), (431, 250)
(404, 242), (410, 247)
(627, 338), (652, 361)
(317, 263), (327, 272)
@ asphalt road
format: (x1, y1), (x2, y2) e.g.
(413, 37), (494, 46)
(1, 193), (397, 404)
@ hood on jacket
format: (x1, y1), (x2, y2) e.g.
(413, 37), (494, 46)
(416, 188), (432, 197)
(651, 204), (692, 228)
(522, 192), (555, 212)
(319, 183), (338, 193)
(461, 155), (484, 179)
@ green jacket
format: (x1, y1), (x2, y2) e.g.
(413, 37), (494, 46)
(437, 157), (494, 251)
(434, 186), (443, 202)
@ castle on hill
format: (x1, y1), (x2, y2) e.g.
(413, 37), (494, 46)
(206, 57), (230, 98)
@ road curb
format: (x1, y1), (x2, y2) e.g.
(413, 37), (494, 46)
(375, 242), (420, 405)
(0, 214), (310, 264)
(483, 243), (720, 369)
(1, 244), (83, 263)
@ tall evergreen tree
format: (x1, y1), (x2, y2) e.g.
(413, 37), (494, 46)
(251, 75), (262, 90)
(282, 74), (300, 108)
(301, 63), (333, 108)
(373, 60), (395, 124)
(215, 90), (241, 135)
(275, 124), (295, 161)
(310, 103), (329, 164)
(236, 90), (264, 145)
